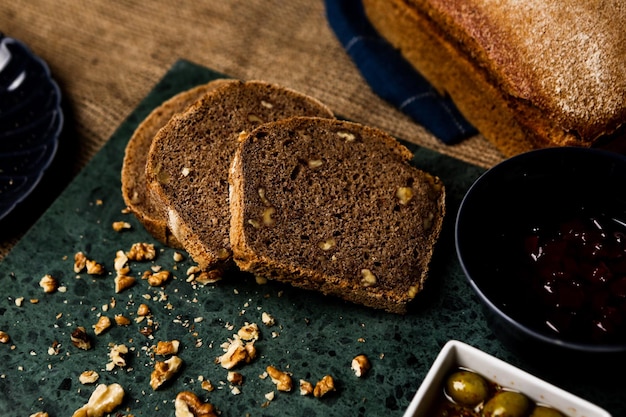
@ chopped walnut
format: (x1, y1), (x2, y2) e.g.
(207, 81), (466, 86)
(150, 355), (183, 390)
(351, 354), (371, 377)
(107, 344), (129, 370)
(114, 274), (136, 293)
(93, 316), (112, 335)
(201, 379), (215, 392)
(114, 314), (131, 326)
(216, 338), (256, 369)
(266, 365), (293, 392)
(86, 259), (105, 275)
(112, 221), (131, 232)
(174, 391), (218, 417)
(39, 274), (58, 293)
(126, 242), (156, 261)
(146, 270), (172, 287)
(114, 250), (129, 273)
(314, 375), (336, 398)
(261, 312), (275, 327)
(137, 303), (151, 316)
(227, 371), (244, 386)
(318, 237), (336, 251)
(79, 370), (100, 384)
(194, 269), (223, 285)
(70, 327), (92, 350)
(262, 207), (276, 226)
(360, 269), (377, 287)
(237, 322), (260, 341)
(71, 383), (125, 417)
(74, 251), (88, 273)
(173, 252), (184, 262)
(29, 413), (49, 417)
(299, 379), (314, 396)
(155, 340), (180, 356)
(0, 331), (10, 344)
(396, 186), (414, 205)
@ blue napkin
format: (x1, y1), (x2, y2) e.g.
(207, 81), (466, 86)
(325, 0), (476, 144)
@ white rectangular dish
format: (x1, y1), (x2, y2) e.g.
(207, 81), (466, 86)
(403, 340), (612, 417)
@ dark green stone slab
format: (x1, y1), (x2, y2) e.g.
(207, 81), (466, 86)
(0, 60), (622, 416)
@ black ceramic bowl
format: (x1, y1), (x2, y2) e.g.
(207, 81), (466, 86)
(456, 147), (626, 358)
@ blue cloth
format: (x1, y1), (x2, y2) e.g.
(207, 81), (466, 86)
(325, 0), (476, 144)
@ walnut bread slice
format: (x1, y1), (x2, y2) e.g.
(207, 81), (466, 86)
(121, 79), (235, 247)
(229, 117), (445, 314)
(145, 80), (335, 271)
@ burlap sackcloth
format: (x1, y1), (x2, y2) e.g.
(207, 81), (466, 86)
(0, 0), (503, 259)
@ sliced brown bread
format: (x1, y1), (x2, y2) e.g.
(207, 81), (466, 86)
(121, 79), (235, 247)
(229, 117), (445, 314)
(145, 80), (335, 271)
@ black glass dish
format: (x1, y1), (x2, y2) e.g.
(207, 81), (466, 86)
(0, 33), (63, 220)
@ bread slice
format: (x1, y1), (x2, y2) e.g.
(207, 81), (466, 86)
(145, 80), (335, 271)
(229, 117), (445, 314)
(121, 79), (235, 247)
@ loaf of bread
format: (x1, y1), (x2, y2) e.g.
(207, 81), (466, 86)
(145, 80), (335, 271)
(229, 117), (445, 314)
(363, 0), (626, 156)
(121, 79), (235, 247)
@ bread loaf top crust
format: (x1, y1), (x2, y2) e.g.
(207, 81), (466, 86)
(404, 0), (626, 140)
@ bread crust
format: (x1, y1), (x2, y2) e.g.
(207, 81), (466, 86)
(121, 79), (234, 247)
(229, 117), (445, 314)
(363, 0), (626, 156)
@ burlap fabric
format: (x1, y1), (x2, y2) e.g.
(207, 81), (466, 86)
(0, 0), (503, 260)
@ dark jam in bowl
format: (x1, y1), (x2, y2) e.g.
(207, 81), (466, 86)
(457, 147), (626, 352)
(515, 212), (626, 344)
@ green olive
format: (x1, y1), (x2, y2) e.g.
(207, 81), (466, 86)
(530, 406), (566, 417)
(482, 391), (531, 417)
(445, 370), (489, 407)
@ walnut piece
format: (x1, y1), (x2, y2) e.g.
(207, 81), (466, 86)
(93, 316), (112, 335)
(299, 379), (314, 396)
(112, 221), (131, 232)
(396, 186), (414, 205)
(79, 370), (100, 384)
(351, 354), (371, 377)
(74, 252), (88, 273)
(227, 371), (244, 386)
(0, 331), (10, 344)
(106, 344), (129, 370)
(216, 338), (256, 369)
(261, 312), (275, 327)
(114, 314), (131, 326)
(86, 259), (105, 275)
(237, 322), (260, 341)
(126, 242), (156, 261)
(146, 270), (172, 287)
(155, 340), (180, 356)
(137, 303), (151, 316)
(314, 375), (336, 398)
(71, 383), (125, 417)
(360, 269), (377, 287)
(266, 365), (293, 392)
(150, 355), (183, 390)
(262, 207), (276, 226)
(39, 274), (58, 293)
(29, 413), (49, 417)
(174, 391), (218, 417)
(71, 327), (92, 350)
(114, 274), (136, 293)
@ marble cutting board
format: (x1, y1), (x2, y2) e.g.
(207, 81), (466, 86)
(0, 60), (621, 416)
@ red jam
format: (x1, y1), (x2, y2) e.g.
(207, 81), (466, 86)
(520, 214), (626, 344)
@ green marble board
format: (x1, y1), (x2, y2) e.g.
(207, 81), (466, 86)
(0, 60), (622, 416)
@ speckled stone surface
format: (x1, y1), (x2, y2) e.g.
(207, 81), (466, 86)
(0, 61), (622, 416)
